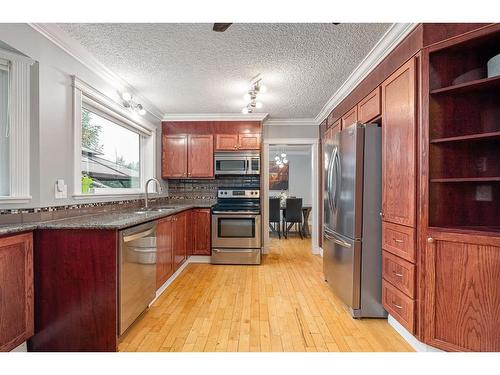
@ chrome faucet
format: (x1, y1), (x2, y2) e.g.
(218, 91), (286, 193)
(144, 178), (162, 209)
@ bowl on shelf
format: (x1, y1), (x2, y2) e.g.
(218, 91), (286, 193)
(487, 53), (500, 78)
(451, 67), (485, 85)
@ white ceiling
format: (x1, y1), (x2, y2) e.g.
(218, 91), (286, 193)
(57, 23), (391, 119)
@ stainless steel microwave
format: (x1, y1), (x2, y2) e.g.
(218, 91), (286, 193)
(214, 152), (260, 175)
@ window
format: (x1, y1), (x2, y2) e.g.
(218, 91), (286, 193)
(80, 107), (141, 194)
(0, 58), (9, 196)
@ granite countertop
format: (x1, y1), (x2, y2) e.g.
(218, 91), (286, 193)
(0, 201), (215, 235)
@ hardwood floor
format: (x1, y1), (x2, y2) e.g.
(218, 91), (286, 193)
(118, 238), (413, 352)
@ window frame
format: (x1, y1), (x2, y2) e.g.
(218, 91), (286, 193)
(0, 49), (34, 204)
(72, 76), (155, 198)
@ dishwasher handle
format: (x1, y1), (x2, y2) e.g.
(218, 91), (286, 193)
(123, 226), (155, 243)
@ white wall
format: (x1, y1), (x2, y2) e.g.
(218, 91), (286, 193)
(263, 124), (319, 139)
(0, 24), (161, 209)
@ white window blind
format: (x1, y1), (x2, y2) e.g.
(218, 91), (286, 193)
(0, 58), (10, 196)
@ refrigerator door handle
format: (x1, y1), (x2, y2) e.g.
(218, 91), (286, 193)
(324, 230), (352, 248)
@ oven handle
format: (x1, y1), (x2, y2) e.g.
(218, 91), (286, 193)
(213, 249), (258, 253)
(212, 211), (260, 216)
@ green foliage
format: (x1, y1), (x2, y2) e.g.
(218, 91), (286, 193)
(81, 108), (103, 153)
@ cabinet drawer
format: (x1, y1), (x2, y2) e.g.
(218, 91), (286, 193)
(382, 221), (416, 263)
(358, 86), (381, 123)
(382, 251), (415, 298)
(382, 280), (415, 333)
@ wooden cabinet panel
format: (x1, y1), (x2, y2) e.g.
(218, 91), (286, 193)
(381, 57), (417, 228)
(341, 106), (358, 129)
(173, 212), (188, 270)
(162, 135), (188, 179)
(188, 135), (214, 178)
(423, 230), (500, 351)
(382, 251), (415, 298)
(358, 86), (381, 123)
(0, 233), (33, 352)
(382, 222), (416, 262)
(382, 280), (415, 333)
(156, 217), (174, 289)
(323, 120), (340, 143)
(215, 134), (239, 150)
(238, 133), (261, 150)
(191, 209), (211, 255)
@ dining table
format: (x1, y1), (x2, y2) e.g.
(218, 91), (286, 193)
(280, 204), (312, 238)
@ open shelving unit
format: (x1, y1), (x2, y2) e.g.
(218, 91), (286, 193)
(428, 29), (500, 233)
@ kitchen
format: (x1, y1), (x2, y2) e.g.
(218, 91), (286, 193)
(0, 4), (499, 374)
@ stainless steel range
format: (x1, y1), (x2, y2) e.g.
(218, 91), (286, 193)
(211, 187), (261, 265)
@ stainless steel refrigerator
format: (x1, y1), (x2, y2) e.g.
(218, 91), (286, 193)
(323, 123), (386, 318)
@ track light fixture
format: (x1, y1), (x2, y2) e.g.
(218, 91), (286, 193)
(242, 78), (267, 114)
(121, 92), (146, 115)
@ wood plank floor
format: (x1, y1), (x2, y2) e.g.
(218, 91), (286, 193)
(118, 237), (413, 352)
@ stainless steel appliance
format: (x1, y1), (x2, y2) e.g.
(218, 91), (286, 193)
(214, 152), (260, 175)
(119, 221), (157, 335)
(211, 187), (261, 264)
(323, 123), (386, 318)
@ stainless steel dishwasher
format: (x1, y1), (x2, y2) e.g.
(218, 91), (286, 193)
(119, 221), (157, 335)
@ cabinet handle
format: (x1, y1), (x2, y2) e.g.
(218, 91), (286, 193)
(427, 237), (434, 244)
(393, 303), (403, 309)
(394, 239), (404, 243)
(393, 272), (404, 277)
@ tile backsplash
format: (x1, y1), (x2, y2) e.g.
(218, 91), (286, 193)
(168, 176), (261, 200)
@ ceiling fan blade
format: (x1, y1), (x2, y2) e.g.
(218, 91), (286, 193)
(213, 23), (232, 32)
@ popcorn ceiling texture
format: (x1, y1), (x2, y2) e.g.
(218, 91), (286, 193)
(57, 23), (390, 118)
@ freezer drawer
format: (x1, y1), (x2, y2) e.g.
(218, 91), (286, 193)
(323, 230), (361, 311)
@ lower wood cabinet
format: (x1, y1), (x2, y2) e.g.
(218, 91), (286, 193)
(0, 232), (33, 352)
(191, 209), (211, 255)
(156, 217), (174, 289)
(422, 229), (500, 352)
(382, 280), (415, 333)
(173, 211), (188, 270)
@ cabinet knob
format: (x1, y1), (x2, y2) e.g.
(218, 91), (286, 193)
(379, 212), (384, 218)
(427, 237), (434, 244)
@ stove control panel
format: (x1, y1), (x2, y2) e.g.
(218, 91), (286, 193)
(218, 189), (260, 198)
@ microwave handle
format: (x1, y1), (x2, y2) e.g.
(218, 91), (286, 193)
(246, 159), (250, 174)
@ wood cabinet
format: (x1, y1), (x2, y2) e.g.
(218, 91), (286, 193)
(382, 280), (415, 333)
(382, 222), (416, 263)
(162, 134), (214, 179)
(422, 229), (500, 351)
(156, 217), (174, 289)
(341, 106), (358, 129)
(215, 133), (261, 151)
(173, 211), (188, 269)
(191, 209), (211, 255)
(0, 232), (33, 352)
(162, 135), (188, 179)
(357, 86), (381, 123)
(381, 57), (417, 228)
(188, 135), (214, 178)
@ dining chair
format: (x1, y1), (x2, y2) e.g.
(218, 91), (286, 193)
(283, 198), (303, 239)
(269, 198), (282, 239)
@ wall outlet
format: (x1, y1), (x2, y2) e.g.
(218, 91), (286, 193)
(475, 185), (492, 202)
(55, 179), (67, 199)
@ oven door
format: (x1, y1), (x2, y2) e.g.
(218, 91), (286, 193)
(214, 157), (248, 175)
(212, 213), (261, 248)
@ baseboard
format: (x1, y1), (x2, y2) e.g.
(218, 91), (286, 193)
(262, 246), (270, 254)
(313, 246), (323, 257)
(388, 315), (442, 352)
(10, 341), (27, 352)
(151, 254), (210, 305)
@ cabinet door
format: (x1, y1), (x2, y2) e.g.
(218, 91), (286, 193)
(173, 212), (188, 270)
(358, 86), (381, 123)
(188, 135), (214, 178)
(0, 232), (33, 352)
(216, 134), (239, 151)
(192, 209), (211, 255)
(156, 217), (174, 289)
(341, 106), (358, 129)
(162, 135), (188, 179)
(381, 58), (417, 228)
(423, 230), (500, 352)
(238, 133), (261, 150)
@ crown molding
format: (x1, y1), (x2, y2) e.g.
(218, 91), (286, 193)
(29, 23), (164, 120)
(263, 118), (318, 126)
(161, 113), (269, 122)
(314, 23), (418, 124)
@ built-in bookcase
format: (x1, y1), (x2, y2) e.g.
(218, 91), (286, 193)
(428, 29), (500, 233)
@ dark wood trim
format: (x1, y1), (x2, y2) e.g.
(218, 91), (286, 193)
(162, 121), (262, 136)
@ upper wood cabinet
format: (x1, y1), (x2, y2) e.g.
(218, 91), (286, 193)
(0, 232), (33, 352)
(162, 134), (214, 179)
(358, 86), (381, 123)
(156, 217), (174, 289)
(381, 57), (417, 228)
(323, 120), (340, 142)
(341, 106), (358, 129)
(188, 135), (214, 178)
(215, 133), (261, 151)
(238, 133), (261, 150)
(215, 134), (239, 150)
(423, 229), (500, 351)
(162, 135), (188, 179)
(191, 209), (211, 255)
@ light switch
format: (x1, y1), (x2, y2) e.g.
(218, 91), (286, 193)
(55, 179), (67, 199)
